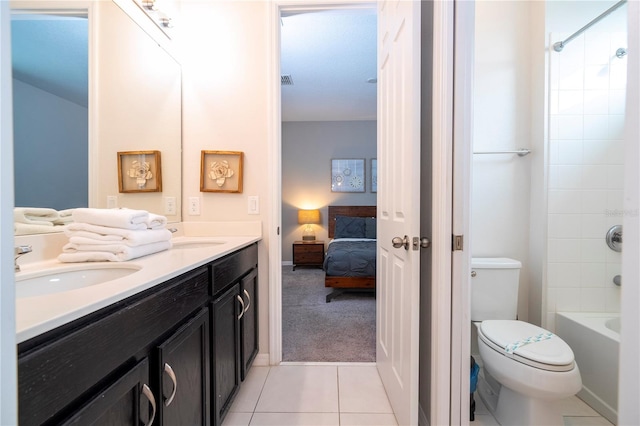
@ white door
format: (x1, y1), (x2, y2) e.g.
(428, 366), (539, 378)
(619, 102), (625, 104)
(376, 1), (421, 425)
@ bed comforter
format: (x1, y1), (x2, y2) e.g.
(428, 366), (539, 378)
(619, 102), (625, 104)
(323, 238), (376, 277)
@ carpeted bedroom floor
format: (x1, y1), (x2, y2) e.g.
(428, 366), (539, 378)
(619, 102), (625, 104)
(282, 266), (376, 362)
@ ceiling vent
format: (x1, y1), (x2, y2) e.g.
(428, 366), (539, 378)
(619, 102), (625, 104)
(281, 74), (294, 85)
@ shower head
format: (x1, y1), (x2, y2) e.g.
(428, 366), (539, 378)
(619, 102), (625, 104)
(553, 41), (564, 52)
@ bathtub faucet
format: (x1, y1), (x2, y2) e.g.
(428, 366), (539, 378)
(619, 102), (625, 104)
(14, 245), (32, 272)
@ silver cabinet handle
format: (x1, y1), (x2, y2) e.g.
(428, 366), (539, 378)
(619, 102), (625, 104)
(236, 295), (245, 320)
(163, 363), (177, 407)
(141, 383), (157, 426)
(243, 289), (251, 313)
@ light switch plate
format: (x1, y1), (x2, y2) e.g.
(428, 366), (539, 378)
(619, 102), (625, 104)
(107, 196), (118, 209)
(248, 196), (259, 214)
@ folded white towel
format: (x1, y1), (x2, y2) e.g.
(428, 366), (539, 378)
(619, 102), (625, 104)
(68, 229), (172, 247)
(58, 240), (172, 262)
(14, 207), (60, 225)
(15, 223), (65, 236)
(65, 223), (172, 243)
(72, 208), (149, 230)
(54, 209), (75, 225)
(147, 213), (168, 230)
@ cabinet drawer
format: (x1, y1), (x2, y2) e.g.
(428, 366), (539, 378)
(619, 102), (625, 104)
(294, 252), (323, 263)
(211, 243), (258, 295)
(18, 267), (209, 426)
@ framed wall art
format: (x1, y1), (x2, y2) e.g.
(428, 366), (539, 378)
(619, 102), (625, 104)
(117, 150), (162, 193)
(200, 150), (244, 193)
(331, 158), (365, 193)
(371, 158), (377, 193)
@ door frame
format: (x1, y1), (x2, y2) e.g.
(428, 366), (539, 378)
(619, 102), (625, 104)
(266, 0), (378, 366)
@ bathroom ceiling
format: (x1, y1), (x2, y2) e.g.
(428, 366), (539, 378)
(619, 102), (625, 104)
(10, 9), (377, 121)
(280, 8), (377, 122)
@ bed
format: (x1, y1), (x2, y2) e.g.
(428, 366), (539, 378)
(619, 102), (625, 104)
(323, 205), (377, 302)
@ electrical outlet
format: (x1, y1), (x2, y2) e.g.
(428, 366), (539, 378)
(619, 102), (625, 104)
(188, 197), (201, 215)
(248, 196), (259, 214)
(107, 196), (118, 209)
(164, 197), (176, 215)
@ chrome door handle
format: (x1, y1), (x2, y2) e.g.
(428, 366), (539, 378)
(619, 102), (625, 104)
(237, 295), (245, 320)
(392, 236), (410, 250)
(163, 363), (177, 407)
(141, 384), (157, 426)
(243, 289), (251, 313)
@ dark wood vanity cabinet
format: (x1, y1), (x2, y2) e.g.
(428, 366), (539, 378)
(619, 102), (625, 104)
(17, 242), (258, 426)
(210, 243), (259, 425)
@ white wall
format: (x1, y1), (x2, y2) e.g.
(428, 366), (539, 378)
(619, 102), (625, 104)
(180, 0), (272, 358)
(281, 120), (376, 262)
(472, 0), (534, 321)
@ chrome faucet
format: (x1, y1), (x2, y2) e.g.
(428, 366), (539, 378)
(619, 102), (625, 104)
(14, 245), (32, 272)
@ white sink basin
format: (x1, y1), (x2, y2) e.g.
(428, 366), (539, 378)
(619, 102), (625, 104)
(16, 264), (142, 298)
(171, 238), (226, 249)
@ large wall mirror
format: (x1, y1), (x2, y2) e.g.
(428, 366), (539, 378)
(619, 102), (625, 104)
(11, 0), (182, 235)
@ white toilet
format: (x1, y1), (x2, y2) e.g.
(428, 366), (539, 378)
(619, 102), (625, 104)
(471, 258), (582, 426)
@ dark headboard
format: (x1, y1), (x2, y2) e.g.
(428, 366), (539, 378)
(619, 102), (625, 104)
(328, 205), (377, 238)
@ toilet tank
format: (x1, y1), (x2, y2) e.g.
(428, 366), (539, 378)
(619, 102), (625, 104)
(471, 258), (521, 321)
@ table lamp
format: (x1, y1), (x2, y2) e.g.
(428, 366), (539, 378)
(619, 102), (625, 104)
(298, 209), (320, 241)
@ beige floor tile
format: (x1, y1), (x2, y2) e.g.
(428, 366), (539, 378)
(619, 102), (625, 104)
(473, 413), (500, 426)
(230, 366), (271, 413)
(340, 413), (398, 426)
(338, 366), (393, 413)
(249, 412), (339, 425)
(222, 411), (252, 426)
(563, 416), (614, 426)
(554, 396), (601, 417)
(254, 365), (339, 413)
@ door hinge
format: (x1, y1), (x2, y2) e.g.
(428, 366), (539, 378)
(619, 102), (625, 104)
(452, 235), (464, 251)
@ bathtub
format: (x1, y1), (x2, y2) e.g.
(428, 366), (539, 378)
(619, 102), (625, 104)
(556, 312), (619, 425)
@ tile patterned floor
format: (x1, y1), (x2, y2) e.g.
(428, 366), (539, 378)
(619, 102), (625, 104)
(222, 364), (614, 426)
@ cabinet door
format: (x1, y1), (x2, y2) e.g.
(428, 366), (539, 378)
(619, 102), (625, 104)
(157, 308), (210, 426)
(61, 358), (155, 426)
(240, 268), (258, 381)
(211, 283), (241, 426)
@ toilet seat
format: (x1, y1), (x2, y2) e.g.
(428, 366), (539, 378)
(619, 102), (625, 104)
(478, 320), (575, 372)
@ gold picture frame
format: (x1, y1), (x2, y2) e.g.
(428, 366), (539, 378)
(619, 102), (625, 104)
(200, 150), (244, 193)
(117, 150), (162, 193)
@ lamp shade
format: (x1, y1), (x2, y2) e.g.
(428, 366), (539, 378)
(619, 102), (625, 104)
(298, 209), (320, 224)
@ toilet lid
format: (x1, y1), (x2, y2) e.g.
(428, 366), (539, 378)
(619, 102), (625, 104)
(479, 320), (576, 372)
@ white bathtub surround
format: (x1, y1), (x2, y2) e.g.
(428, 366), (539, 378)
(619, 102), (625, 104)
(546, 31), (626, 330)
(556, 312), (619, 425)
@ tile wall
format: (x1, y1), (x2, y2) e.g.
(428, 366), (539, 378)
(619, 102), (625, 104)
(546, 31), (626, 330)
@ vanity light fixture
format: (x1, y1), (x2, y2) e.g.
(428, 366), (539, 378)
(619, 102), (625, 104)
(298, 209), (320, 241)
(160, 16), (173, 28)
(142, 0), (157, 11)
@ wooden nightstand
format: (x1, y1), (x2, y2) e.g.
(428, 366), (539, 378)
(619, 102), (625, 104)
(292, 241), (325, 271)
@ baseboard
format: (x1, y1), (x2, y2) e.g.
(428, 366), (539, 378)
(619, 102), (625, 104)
(282, 260), (292, 266)
(253, 353), (270, 366)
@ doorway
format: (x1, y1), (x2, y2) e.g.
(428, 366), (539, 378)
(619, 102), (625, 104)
(279, 6), (378, 363)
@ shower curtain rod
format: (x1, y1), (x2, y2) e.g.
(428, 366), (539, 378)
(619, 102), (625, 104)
(553, 0), (627, 52)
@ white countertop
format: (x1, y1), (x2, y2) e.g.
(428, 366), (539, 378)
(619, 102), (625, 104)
(15, 228), (261, 344)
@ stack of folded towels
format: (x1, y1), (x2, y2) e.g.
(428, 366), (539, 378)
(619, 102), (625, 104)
(14, 207), (74, 235)
(58, 208), (172, 263)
